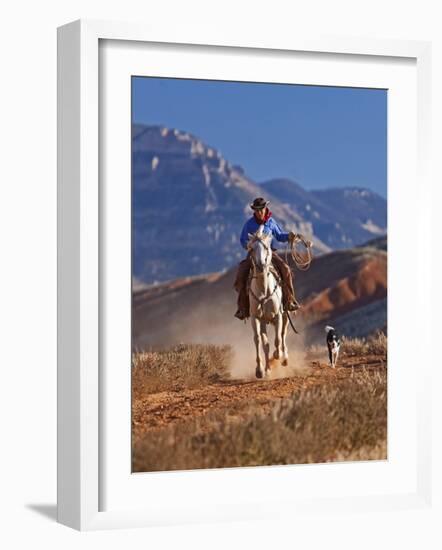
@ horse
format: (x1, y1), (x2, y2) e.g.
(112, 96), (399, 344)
(247, 225), (290, 378)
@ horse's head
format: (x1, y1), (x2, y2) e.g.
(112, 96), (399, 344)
(247, 226), (272, 275)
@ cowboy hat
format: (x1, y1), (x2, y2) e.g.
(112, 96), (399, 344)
(250, 197), (270, 210)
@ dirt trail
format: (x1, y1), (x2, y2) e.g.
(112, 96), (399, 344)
(132, 354), (385, 443)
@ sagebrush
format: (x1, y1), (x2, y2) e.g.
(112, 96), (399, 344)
(132, 366), (387, 472)
(132, 343), (231, 397)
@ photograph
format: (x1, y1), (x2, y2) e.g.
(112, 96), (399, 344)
(131, 76), (388, 473)
(4, 0), (434, 542)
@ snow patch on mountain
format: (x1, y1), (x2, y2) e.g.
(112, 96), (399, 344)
(361, 219), (385, 235)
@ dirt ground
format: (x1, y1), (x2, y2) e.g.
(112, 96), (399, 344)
(132, 353), (386, 446)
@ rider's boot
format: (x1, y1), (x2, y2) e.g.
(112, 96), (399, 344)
(234, 309), (247, 320)
(286, 300), (301, 312)
(283, 290), (301, 312)
(234, 287), (249, 320)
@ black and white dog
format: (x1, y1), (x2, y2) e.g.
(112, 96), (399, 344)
(325, 326), (341, 368)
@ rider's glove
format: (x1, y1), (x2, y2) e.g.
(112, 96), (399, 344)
(288, 231), (298, 243)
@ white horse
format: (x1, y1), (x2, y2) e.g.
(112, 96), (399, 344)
(247, 226), (290, 378)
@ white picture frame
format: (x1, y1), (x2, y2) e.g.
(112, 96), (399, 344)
(57, 19), (433, 531)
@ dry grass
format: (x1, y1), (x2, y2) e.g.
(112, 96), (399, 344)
(132, 367), (387, 472)
(132, 343), (231, 398)
(342, 331), (387, 357)
(333, 440), (387, 461)
(307, 331), (387, 360)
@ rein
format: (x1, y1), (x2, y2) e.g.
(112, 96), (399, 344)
(249, 239), (277, 313)
(286, 311), (300, 334)
(283, 233), (313, 335)
(248, 277), (278, 309)
(248, 231), (313, 336)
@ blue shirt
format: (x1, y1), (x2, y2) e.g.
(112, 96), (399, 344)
(240, 216), (289, 250)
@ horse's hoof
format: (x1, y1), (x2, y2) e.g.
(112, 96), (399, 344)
(255, 368), (263, 379)
(282, 359), (288, 367)
(273, 350), (280, 360)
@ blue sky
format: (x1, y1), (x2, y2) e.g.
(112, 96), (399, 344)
(132, 77), (387, 198)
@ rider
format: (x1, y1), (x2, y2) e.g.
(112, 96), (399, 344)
(234, 197), (301, 320)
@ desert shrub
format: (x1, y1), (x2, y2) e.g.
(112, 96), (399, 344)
(132, 343), (232, 397)
(333, 440), (387, 461)
(132, 367), (387, 472)
(307, 332), (387, 360)
(341, 331), (387, 358)
(365, 331), (388, 356)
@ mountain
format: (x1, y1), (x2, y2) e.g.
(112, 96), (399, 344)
(296, 243), (387, 342)
(133, 125), (330, 284)
(260, 178), (387, 250)
(132, 237), (387, 349)
(359, 235), (387, 251)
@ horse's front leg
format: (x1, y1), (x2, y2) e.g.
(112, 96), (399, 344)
(251, 316), (264, 378)
(272, 313), (282, 361)
(281, 312), (289, 366)
(260, 321), (271, 375)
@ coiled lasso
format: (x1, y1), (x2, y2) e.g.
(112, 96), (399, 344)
(285, 233), (314, 271)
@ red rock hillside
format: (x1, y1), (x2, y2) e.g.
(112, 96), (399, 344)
(132, 239), (387, 349)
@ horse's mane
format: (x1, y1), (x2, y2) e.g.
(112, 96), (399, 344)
(247, 225), (271, 248)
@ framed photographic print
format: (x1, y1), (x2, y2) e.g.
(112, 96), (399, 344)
(57, 19), (433, 530)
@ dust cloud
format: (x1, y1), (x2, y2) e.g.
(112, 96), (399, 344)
(158, 310), (314, 381)
(133, 276), (318, 380)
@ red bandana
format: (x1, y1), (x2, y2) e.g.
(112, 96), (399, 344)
(254, 208), (272, 225)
